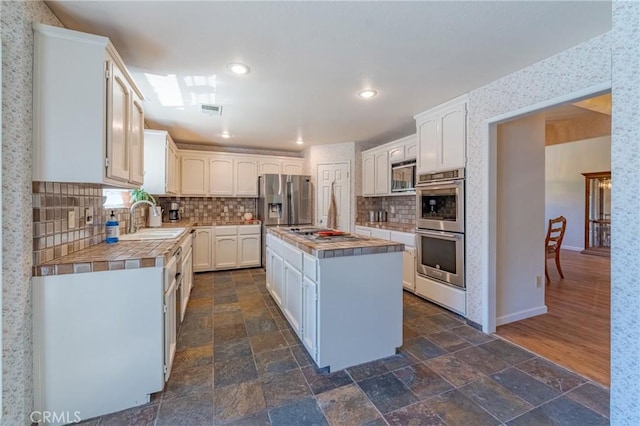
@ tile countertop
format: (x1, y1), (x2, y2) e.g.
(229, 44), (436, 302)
(32, 220), (262, 277)
(33, 221), (196, 277)
(267, 227), (404, 259)
(355, 222), (416, 233)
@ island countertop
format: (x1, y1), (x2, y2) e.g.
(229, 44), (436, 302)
(267, 226), (404, 259)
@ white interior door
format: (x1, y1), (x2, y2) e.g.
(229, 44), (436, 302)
(316, 162), (350, 231)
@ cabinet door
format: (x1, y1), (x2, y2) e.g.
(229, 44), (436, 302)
(389, 145), (405, 163)
(106, 60), (131, 182)
(354, 226), (372, 237)
(214, 236), (238, 269)
(417, 115), (439, 173)
(362, 153), (375, 195)
(440, 103), (466, 169)
(210, 157), (234, 196)
(406, 142), (417, 160)
(129, 93), (145, 185)
(164, 278), (177, 382)
(235, 159), (258, 196)
(283, 261), (303, 335)
(166, 142), (178, 194)
(259, 160), (281, 175)
(402, 248), (416, 292)
(180, 249), (193, 322)
(193, 228), (212, 272)
(181, 155), (208, 195)
(265, 247), (273, 293)
(238, 234), (260, 267)
(271, 252), (284, 307)
(374, 150), (389, 195)
(302, 276), (318, 360)
(283, 161), (303, 175)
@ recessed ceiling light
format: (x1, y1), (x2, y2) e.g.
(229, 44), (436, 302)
(221, 132), (232, 139)
(358, 89), (378, 99)
(227, 63), (250, 75)
(296, 139), (304, 145)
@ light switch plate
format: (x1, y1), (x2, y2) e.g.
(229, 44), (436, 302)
(68, 211), (76, 229)
(85, 207), (94, 225)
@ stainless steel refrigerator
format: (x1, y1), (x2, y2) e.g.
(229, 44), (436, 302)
(258, 174), (312, 264)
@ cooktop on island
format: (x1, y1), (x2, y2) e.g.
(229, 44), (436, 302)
(288, 227), (366, 242)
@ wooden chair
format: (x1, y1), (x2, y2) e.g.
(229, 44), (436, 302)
(545, 215), (567, 285)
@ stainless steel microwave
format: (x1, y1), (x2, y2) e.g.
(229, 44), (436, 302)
(391, 160), (416, 193)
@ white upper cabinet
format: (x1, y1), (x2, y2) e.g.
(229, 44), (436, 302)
(180, 153), (209, 195)
(181, 152), (301, 197)
(414, 94), (467, 173)
(143, 130), (179, 195)
(258, 158), (304, 175)
(209, 156), (234, 196)
(234, 158), (258, 196)
(130, 93), (145, 185)
(374, 151), (389, 195)
(282, 160), (304, 175)
(362, 154), (376, 196)
(33, 24), (144, 187)
(259, 160), (282, 175)
(389, 145), (405, 164)
(361, 134), (416, 197)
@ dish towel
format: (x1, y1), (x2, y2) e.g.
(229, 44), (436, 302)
(327, 181), (337, 229)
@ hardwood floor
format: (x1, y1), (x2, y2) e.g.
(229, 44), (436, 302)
(497, 249), (610, 387)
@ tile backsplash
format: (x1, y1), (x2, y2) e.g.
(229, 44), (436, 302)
(156, 197), (257, 223)
(356, 195), (416, 226)
(32, 182), (143, 265)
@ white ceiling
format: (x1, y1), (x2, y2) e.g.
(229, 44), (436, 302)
(46, 1), (611, 152)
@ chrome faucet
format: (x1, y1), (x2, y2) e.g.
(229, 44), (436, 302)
(129, 200), (156, 234)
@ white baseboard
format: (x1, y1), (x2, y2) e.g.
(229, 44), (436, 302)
(562, 245), (583, 252)
(496, 305), (547, 326)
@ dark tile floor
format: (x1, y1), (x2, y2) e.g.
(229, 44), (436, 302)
(81, 269), (610, 425)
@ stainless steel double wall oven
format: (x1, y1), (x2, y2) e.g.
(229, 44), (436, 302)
(416, 168), (465, 288)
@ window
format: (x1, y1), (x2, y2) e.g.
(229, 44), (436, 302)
(103, 189), (130, 208)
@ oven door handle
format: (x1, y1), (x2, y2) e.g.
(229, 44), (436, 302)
(416, 180), (461, 188)
(417, 229), (462, 240)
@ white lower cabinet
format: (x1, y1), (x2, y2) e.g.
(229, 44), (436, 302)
(402, 248), (416, 292)
(193, 227), (213, 272)
(362, 226), (417, 292)
(283, 260), (304, 335)
(266, 232), (402, 371)
(302, 275), (318, 357)
(194, 225), (261, 272)
(214, 235), (238, 269)
(238, 232), (261, 268)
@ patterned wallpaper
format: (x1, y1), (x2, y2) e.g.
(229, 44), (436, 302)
(610, 1), (640, 422)
(2, 1), (64, 423)
(464, 32), (612, 327)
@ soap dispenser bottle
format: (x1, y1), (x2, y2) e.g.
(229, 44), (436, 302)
(105, 210), (119, 244)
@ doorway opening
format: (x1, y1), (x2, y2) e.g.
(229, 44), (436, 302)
(492, 92), (612, 387)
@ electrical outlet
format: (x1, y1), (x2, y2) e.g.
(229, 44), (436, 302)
(536, 275), (543, 288)
(85, 207), (94, 225)
(390, 206), (395, 214)
(68, 211), (76, 229)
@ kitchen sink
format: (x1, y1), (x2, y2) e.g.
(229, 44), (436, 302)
(119, 228), (186, 241)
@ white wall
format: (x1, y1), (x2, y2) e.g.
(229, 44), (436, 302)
(496, 114), (547, 324)
(545, 136), (611, 251)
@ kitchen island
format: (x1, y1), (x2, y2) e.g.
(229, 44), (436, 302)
(266, 227), (404, 371)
